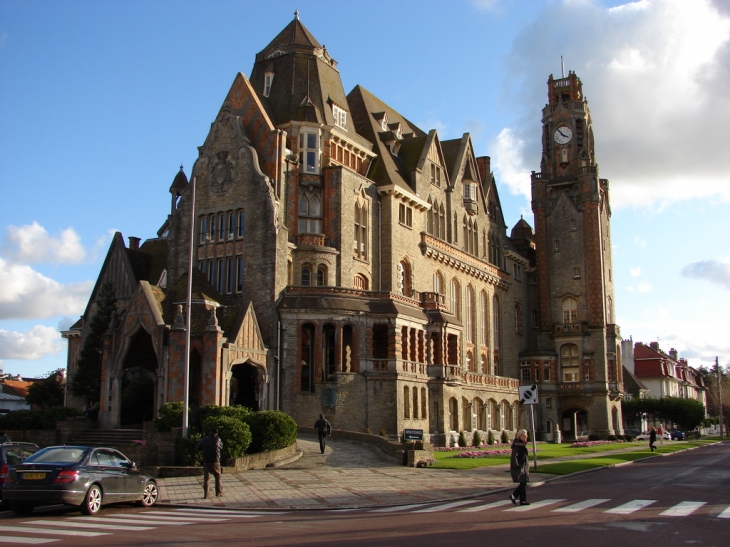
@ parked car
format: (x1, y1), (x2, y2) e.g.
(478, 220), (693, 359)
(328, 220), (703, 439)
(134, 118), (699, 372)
(670, 430), (685, 440)
(635, 430), (671, 441)
(1, 445), (158, 515)
(1, 442), (40, 506)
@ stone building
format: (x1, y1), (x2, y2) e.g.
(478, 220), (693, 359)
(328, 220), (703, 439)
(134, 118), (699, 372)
(63, 15), (623, 442)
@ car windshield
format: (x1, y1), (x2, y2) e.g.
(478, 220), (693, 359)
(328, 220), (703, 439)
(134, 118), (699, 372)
(24, 447), (88, 464)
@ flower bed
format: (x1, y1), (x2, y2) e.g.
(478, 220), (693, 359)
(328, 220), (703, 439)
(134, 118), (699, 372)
(452, 447), (540, 458)
(570, 440), (617, 448)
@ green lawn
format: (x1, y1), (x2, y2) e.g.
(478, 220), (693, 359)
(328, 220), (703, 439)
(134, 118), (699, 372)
(432, 439), (718, 471)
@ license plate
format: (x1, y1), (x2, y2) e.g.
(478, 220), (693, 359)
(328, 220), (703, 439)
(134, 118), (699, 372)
(23, 472), (46, 480)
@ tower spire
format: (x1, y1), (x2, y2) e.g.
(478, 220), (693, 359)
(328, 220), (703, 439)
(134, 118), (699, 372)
(561, 55), (565, 78)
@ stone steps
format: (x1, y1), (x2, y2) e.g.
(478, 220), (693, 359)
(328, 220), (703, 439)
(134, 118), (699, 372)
(70, 428), (144, 448)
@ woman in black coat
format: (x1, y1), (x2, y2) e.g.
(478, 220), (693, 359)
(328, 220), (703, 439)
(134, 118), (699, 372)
(510, 429), (530, 506)
(649, 426), (657, 452)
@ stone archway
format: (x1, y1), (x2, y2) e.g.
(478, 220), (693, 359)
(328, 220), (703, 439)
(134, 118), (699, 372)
(120, 329), (158, 426)
(561, 408), (588, 440)
(230, 361), (263, 411)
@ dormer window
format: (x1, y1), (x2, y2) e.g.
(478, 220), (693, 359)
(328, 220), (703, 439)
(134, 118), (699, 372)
(464, 182), (477, 202)
(332, 104), (347, 129)
(264, 72), (274, 97)
(394, 124), (402, 139)
(390, 141), (401, 156)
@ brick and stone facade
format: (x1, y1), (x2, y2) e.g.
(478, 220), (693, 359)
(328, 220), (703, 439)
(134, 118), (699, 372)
(64, 16), (622, 443)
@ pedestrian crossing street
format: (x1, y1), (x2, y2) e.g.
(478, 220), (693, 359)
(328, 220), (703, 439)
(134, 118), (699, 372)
(370, 498), (730, 519)
(0, 507), (286, 545)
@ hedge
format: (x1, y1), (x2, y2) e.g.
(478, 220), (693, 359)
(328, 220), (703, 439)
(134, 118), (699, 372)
(243, 410), (297, 453)
(0, 406), (83, 430)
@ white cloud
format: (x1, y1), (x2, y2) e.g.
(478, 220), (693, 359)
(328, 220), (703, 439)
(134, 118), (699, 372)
(0, 325), (63, 361)
(3, 222), (86, 264)
(630, 267), (641, 277)
(472, 0), (505, 13)
(637, 282), (653, 293)
(681, 257), (730, 290)
(490, 127), (531, 198)
(0, 258), (93, 320)
(498, 0), (730, 210)
(633, 236), (646, 248)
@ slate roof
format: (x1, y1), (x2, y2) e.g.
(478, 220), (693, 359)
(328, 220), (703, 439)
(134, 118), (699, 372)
(347, 85), (427, 191)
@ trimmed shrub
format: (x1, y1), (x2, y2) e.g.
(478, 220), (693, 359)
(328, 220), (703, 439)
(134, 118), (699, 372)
(588, 434), (600, 441)
(0, 406), (83, 430)
(243, 410), (297, 453)
(487, 430), (495, 445)
(154, 401), (184, 432)
(607, 434), (618, 441)
(176, 432), (203, 466)
(458, 430), (469, 447)
(201, 415), (251, 461)
(500, 430), (510, 444)
(193, 404), (251, 432)
(473, 430), (482, 448)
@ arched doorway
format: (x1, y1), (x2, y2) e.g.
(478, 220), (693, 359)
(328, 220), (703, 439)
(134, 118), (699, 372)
(561, 408), (588, 440)
(120, 329), (157, 427)
(230, 362), (261, 411)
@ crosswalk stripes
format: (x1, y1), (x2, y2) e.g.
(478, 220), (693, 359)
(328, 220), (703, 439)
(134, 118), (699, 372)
(504, 498), (565, 512)
(0, 508), (283, 544)
(457, 499), (512, 512)
(371, 503), (431, 513)
(659, 501), (707, 517)
(552, 498), (611, 513)
(604, 499), (657, 515)
(411, 500), (480, 513)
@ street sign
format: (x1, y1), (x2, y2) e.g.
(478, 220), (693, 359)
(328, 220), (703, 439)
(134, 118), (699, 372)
(403, 428), (423, 441)
(519, 384), (538, 405)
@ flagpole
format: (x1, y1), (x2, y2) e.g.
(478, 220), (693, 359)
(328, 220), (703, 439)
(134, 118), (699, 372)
(182, 177), (196, 438)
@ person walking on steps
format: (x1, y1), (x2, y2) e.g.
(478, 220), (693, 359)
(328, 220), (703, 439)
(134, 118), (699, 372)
(649, 426), (657, 452)
(509, 429), (530, 506)
(196, 427), (223, 498)
(314, 414), (332, 454)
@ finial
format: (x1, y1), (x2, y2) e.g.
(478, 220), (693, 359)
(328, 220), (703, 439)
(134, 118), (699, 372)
(179, 163), (184, 171)
(294, 9), (299, 20)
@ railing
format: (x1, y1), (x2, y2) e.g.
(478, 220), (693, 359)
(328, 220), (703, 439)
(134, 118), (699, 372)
(555, 323), (582, 334)
(296, 233), (326, 247)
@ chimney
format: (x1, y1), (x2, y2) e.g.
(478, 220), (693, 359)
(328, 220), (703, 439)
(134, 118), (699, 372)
(476, 156), (491, 182)
(669, 348), (678, 361)
(128, 236), (141, 251)
(649, 341), (659, 351)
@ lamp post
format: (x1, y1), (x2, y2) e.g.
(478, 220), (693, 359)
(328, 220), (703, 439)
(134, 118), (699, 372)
(717, 357), (724, 440)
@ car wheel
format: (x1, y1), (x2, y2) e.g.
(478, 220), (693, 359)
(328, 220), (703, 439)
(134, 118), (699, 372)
(138, 481), (158, 507)
(80, 484), (103, 515)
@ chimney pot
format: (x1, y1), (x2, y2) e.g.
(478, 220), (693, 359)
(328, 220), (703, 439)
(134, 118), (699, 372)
(128, 237), (141, 251)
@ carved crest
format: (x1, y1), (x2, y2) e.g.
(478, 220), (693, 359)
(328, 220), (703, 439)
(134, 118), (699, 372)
(209, 150), (234, 197)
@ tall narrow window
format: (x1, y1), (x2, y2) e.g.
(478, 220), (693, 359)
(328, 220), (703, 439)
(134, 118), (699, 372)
(332, 104), (347, 128)
(450, 279), (461, 319)
(199, 216), (208, 243)
(236, 256), (244, 292)
(354, 202), (368, 259)
(397, 261), (411, 297)
(562, 297), (578, 324)
(226, 257), (234, 294)
(217, 259), (224, 293)
(299, 130), (320, 174)
(466, 286), (475, 343)
(480, 292), (489, 345)
(561, 344), (580, 382)
(298, 192), (322, 233)
(404, 386), (410, 419)
(238, 210), (245, 237)
(492, 296), (500, 349)
(209, 215), (216, 242)
(263, 72), (274, 97)
(301, 266), (311, 286)
(317, 266), (326, 286)
(219, 213), (226, 240)
(433, 272), (443, 296)
(228, 212), (235, 239)
(300, 324), (315, 392)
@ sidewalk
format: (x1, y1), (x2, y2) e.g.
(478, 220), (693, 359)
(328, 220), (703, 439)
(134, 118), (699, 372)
(155, 435), (677, 511)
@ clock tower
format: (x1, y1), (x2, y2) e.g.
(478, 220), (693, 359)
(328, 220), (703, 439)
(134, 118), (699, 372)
(526, 71), (624, 439)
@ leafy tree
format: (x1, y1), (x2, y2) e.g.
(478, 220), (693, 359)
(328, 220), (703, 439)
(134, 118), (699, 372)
(71, 281), (117, 405)
(622, 396), (706, 431)
(25, 371), (65, 409)
(700, 362), (730, 435)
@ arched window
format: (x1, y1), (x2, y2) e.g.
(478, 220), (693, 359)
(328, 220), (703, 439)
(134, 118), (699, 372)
(514, 302), (522, 334)
(450, 279), (461, 319)
(298, 191), (322, 233)
(439, 203), (446, 239)
(607, 296), (613, 324)
(317, 265), (327, 286)
(492, 296), (500, 349)
(301, 265), (312, 286)
(561, 344), (580, 382)
(563, 297), (578, 324)
(354, 274), (369, 290)
(480, 291), (489, 345)
(404, 386), (411, 419)
(354, 201), (368, 259)
(433, 271), (443, 295)
(474, 399), (485, 431)
(465, 286), (475, 342)
(481, 354), (488, 375)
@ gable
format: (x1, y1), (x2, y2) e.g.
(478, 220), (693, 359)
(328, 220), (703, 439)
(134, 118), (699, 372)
(227, 302), (268, 369)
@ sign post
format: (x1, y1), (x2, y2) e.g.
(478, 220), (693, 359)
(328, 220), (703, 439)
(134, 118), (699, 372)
(519, 384), (539, 471)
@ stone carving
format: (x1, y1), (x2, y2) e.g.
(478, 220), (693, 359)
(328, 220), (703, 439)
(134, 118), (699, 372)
(345, 345), (351, 372)
(172, 304), (185, 330)
(209, 150), (234, 197)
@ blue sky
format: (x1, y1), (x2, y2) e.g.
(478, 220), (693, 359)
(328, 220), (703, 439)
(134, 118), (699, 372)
(1, 0), (729, 379)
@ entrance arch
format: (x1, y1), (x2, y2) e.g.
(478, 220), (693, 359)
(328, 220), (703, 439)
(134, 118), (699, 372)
(120, 329), (158, 426)
(230, 361), (264, 411)
(561, 408), (588, 440)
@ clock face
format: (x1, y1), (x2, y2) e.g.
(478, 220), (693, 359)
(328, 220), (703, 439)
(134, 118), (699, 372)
(553, 126), (573, 145)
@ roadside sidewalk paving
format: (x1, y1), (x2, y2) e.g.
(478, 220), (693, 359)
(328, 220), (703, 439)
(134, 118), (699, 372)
(156, 435), (694, 511)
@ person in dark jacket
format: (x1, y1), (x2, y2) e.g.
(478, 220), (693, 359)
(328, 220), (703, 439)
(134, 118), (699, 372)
(196, 427), (223, 498)
(314, 414), (332, 454)
(649, 426), (657, 452)
(509, 429), (530, 506)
